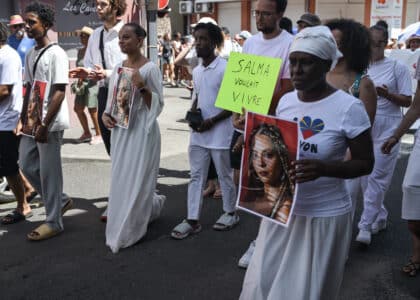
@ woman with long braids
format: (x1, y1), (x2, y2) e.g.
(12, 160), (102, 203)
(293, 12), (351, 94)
(241, 124), (294, 224)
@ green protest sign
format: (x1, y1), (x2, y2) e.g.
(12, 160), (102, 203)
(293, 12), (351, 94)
(215, 52), (282, 114)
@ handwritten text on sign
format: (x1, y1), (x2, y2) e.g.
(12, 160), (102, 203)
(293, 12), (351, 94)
(215, 52), (282, 114)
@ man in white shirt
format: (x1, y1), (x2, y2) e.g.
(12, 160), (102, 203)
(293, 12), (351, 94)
(236, 0), (295, 268)
(69, 0), (127, 155)
(171, 22), (238, 239)
(0, 23), (32, 225)
(19, 2), (72, 240)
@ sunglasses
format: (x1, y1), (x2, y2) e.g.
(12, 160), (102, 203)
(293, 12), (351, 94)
(10, 24), (24, 29)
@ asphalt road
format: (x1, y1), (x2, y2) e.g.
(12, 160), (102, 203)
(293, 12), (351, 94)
(0, 86), (419, 300)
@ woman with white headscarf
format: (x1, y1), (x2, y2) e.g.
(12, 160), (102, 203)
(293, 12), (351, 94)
(239, 26), (374, 300)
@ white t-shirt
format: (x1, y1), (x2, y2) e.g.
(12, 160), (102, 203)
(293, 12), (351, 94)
(276, 90), (371, 217)
(0, 45), (23, 131)
(368, 57), (412, 117)
(242, 30), (293, 80)
(190, 56), (233, 149)
(25, 44), (70, 132)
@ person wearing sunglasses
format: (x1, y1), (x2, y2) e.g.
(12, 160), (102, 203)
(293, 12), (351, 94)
(7, 14), (35, 73)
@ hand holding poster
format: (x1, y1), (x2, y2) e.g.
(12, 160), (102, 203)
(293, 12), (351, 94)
(22, 80), (47, 137)
(110, 67), (135, 129)
(215, 52), (282, 115)
(237, 112), (299, 227)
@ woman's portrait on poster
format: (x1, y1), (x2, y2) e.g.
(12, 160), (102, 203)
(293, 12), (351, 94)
(240, 123), (295, 224)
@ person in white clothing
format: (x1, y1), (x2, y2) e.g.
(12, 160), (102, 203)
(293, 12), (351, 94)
(102, 23), (165, 253)
(171, 22), (238, 239)
(0, 23), (32, 225)
(356, 22), (412, 245)
(239, 26), (374, 300)
(382, 55), (420, 277)
(235, 0), (294, 269)
(19, 2), (73, 241)
(69, 0), (127, 155)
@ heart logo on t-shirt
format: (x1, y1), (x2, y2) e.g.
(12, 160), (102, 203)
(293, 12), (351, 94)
(299, 116), (324, 139)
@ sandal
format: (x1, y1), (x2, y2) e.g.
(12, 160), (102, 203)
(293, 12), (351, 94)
(402, 259), (420, 277)
(27, 223), (62, 241)
(26, 191), (38, 203)
(61, 198), (73, 216)
(1, 210), (33, 225)
(213, 213), (240, 231)
(171, 220), (202, 240)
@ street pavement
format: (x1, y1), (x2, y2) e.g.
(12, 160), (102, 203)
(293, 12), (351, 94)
(0, 86), (419, 300)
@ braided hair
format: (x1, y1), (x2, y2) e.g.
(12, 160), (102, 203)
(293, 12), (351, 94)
(248, 123), (294, 197)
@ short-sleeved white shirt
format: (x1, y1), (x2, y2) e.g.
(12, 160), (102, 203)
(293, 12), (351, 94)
(242, 30), (293, 80)
(276, 90), (371, 217)
(190, 56), (233, 149)
(368, 57), (412, 117)
(25, 44), (69, 132)
(0, 45), (22, 130)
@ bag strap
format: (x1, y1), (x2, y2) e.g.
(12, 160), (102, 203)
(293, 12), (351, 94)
(32, 43), (57, 77)
(99, 29), (107, 69)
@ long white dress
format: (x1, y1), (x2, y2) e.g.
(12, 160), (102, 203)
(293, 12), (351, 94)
(105, 61), (165, 253)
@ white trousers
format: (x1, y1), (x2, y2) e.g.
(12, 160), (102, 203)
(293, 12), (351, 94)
(187, 145), (236, 220)
(358, 115), (400, 231)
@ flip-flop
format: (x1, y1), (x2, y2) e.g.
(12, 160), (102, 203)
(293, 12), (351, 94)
(1, 210), (33, 225)
(27, 223), (62, 241)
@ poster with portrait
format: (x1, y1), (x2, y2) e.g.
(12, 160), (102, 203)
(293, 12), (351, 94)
(22, 80), (47, 137)
(110, 67), (135, 129)
(237, 112), (299, 227)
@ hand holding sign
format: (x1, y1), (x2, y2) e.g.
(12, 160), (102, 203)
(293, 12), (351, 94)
(215, 52), (282, 115)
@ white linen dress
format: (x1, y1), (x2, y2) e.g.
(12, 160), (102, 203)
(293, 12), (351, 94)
(105, 61), (165, 253)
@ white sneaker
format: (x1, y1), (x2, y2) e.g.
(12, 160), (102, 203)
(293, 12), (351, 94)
(356, 230), (371, 245)
(238, 240), (256, 269)
(371, 220), (387, 235)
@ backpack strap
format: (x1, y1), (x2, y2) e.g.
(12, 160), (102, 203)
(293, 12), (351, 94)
(99, 29), (107, 69)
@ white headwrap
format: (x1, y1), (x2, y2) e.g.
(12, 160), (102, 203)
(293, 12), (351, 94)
(290, 25), (343, 70)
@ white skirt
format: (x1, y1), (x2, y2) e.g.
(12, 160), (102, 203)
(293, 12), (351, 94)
(240, 212), (352, 300)
(402, 131), (420, 220)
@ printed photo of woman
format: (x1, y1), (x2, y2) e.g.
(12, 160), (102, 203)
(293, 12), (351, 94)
(238, 112), (298, 226)
(111, 68), (133, 128)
